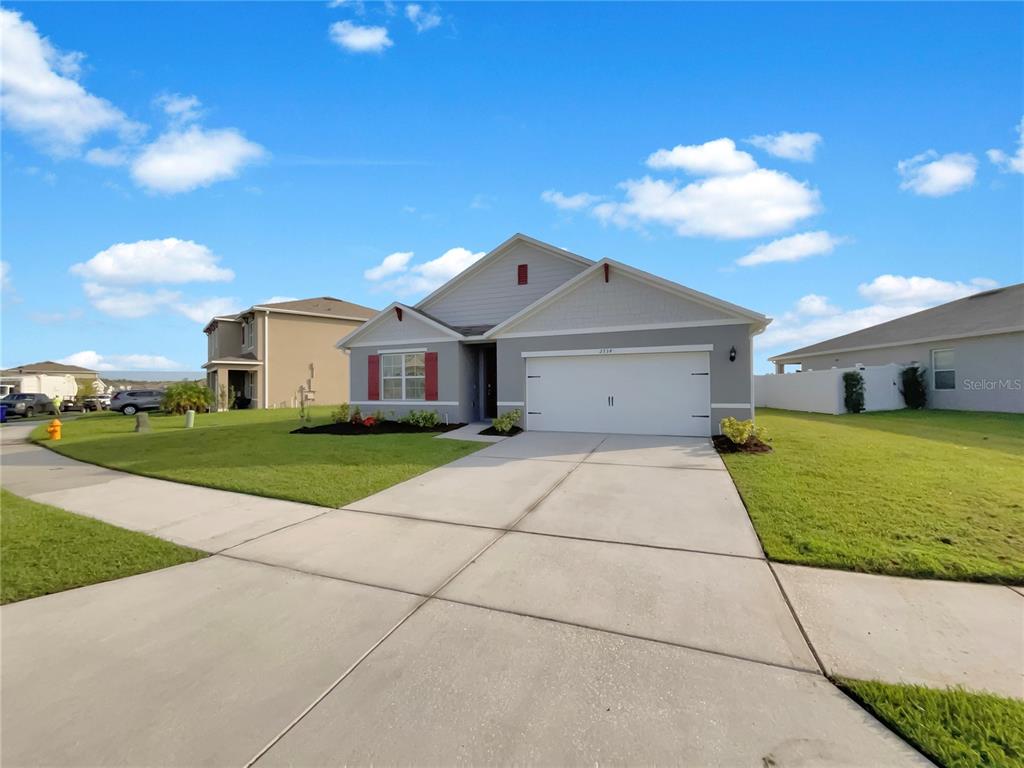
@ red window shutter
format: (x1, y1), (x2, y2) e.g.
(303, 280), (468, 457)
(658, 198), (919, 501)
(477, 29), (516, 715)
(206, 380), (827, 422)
(367, 354), (380, 400)
(517, 264), (528, 285)
(424, 351), (438, 401)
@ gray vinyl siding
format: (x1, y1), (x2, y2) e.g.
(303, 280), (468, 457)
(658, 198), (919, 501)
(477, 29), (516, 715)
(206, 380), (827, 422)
(347, 340), (472, 423)
(495, 325), (756, 431)
(795, 331), (1024, 413)
(418, 241), (588, 327)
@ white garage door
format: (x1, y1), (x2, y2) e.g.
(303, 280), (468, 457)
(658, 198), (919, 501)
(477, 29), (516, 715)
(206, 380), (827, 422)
(525, 350), (711, 436)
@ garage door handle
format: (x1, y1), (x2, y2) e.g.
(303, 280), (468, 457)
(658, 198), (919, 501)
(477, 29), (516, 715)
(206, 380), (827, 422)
(691, 372), (709, 376)
(527, 375), (541, 379)
(692, 414), (710, 418)
(528, 411), (542, 415)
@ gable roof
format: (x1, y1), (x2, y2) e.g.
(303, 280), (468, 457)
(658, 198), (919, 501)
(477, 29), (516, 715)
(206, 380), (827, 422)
(770, 283), (1024, 362)
(205, 296), (377, 332)
(336, 302), (465, 348)
(1, 360), (97, 375)
(414, 233), (592, 311)
(486, 258), (770, 338)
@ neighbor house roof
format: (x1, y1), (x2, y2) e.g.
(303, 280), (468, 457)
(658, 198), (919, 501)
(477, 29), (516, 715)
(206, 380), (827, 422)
(1, 360), (98, 376)
(204, 297), (377, 332)
(770, 283), (1024, 362)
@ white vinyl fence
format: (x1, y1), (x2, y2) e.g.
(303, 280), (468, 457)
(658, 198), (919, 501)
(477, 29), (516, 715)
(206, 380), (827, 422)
(755, 364), (904, 415)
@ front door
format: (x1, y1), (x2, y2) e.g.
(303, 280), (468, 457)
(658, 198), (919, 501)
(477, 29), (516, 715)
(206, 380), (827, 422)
(483, 347), (497, 419)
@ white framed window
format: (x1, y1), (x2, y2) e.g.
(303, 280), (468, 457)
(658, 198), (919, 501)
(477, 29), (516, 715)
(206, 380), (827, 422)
(241, 317), (255, 350)
(931, 348), (955, 390)
(381, 352), (425, 400)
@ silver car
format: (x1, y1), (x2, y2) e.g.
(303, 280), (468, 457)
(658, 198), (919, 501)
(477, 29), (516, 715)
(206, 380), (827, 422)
(110, 389), (164, 416)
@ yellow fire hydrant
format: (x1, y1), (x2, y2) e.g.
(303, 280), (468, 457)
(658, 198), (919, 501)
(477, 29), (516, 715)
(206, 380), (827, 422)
(47, 418), (62, 441)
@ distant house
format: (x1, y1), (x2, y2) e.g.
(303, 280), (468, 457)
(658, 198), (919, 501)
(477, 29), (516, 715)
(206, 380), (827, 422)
(0, 360), (110, 399)
(769, 284), (1024, 413)
(203, 297), (377, 409)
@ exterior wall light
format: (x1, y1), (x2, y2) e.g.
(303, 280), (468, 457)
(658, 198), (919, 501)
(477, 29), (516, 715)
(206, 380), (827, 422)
(729, 346), (737, 362)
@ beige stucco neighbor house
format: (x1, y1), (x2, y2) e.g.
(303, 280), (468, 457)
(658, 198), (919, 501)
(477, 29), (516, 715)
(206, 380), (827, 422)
(203, 297), (376, 409)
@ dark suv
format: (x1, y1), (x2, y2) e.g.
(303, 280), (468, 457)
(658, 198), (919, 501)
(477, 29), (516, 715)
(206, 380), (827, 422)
(110, 389), (164, 416)
(1, 392), (59, 418)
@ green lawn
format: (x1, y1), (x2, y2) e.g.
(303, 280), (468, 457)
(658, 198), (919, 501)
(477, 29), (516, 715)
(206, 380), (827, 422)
(722, 409), (1024, 583)
(31, 408), (484, 508)
(841, 679), (1024, 768)
(1, 489), (206, 604)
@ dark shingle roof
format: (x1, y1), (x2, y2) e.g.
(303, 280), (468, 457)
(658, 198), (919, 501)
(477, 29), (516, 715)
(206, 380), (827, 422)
(256, 297), (377, 319)
(771, 283), (1024, 361)
(1, 360), (97, 375)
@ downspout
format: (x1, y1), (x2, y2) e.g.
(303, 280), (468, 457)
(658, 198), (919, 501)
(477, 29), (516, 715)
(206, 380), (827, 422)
(263, 310), (270, 409)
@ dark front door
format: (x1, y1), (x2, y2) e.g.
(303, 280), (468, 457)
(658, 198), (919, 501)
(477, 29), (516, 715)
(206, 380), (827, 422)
(483, 347), (497, 419)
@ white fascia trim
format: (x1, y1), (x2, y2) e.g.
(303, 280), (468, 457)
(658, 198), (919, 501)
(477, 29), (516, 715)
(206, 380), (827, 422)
(414, 233), (593, 311)
(711, 403), (752, 409)
(376, 347), (427, 354)
(252, 306), (373, 322)
(487, 259), (766, 339)
(346, 337), (455, 348)
(768, 325), (1024, 362)
(205, 359), (264, 366)
(522, 344), (713, 359)
(336, 302), (463, 349)
(351, 400), (459, 406)
(497, 401), (525, 406)
(497, 319), (749, 339)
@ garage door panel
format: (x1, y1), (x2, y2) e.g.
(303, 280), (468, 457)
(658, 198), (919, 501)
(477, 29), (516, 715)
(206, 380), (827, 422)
(525, 352), (711, 437)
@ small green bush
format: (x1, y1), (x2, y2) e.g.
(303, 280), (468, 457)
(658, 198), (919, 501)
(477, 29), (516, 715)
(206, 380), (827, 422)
(901, 366), (928, 409)
(492, 409), (521, 434)
(843, 371), (866, 413)
(330, 403), (351, 423)
(720, 416), (769, 446)
(401, 409), (440, 428)
(161, 381), (214, 415)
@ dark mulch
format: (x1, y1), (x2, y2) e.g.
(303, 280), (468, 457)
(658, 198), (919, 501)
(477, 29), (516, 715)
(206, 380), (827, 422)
(292, 420), (466, 436)
(478, 425), (523, 437)
(713, 434), (773, 454)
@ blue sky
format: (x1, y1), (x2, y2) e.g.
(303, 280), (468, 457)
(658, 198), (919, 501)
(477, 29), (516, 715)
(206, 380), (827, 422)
(2, 1), (1021, 374)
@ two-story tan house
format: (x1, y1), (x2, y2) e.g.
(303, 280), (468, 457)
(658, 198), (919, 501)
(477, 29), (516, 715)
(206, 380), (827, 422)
(203, 297), (376, 409)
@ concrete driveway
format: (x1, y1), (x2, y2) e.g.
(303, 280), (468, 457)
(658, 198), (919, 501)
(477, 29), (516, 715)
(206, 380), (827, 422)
(2, 431), (929, 766)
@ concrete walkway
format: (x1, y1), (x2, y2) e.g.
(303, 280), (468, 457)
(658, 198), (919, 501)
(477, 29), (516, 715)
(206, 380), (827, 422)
(1, 425), (1017, 765)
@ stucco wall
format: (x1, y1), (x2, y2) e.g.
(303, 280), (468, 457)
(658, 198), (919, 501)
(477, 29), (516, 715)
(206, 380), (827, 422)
(207, 321), (242, 360)
(264, 313), (363, 407)
(495, 325), (757, 428)
(794, 331), (1024, 413)
(347, 340), (470, 423)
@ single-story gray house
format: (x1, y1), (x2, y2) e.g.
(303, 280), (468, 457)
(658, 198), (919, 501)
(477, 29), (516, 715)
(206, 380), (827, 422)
(337, 234), (770, 436)
(769, 283), (1024, 413)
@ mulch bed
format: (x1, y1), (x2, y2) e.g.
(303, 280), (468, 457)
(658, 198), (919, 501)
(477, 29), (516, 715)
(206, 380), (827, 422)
(712, 435), (773, 454)
(478, 425), (523, 437)
(292, 420), (466, 436)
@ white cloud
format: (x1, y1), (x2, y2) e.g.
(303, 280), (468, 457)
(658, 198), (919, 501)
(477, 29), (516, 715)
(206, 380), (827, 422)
(155, 93), (202, 126)
(857, 274), (998, 306)
(747, 132), (822, 162)
(367, 247), (485, 295)
(131, 125), (266, 194)
(987, 116), (1024, 174)
(71, 238), (234, 285)
(0, 9), (142, 155)
(59, 350), (184, 371)
(738, 230), (845, 266)
(405, 3), (441, 32)
(897, 151), (977, 197)
(646, 138), (757, 176)
(261, 296), (300, 305)
(84, 146), (129, 166)
(540, 189), (601, 211)
(1, 260), (12, 292)
(173, 297), (241, 323)
(364, 251), (413, 280)
(82, 283), (181, 318)
(329, 21), (393, 53)
(592, 170), (820, 239)
(759, 275), (999, 352)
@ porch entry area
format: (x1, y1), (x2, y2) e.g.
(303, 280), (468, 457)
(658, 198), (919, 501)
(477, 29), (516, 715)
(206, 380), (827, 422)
(469, 344), (497, 421)
(206, 365), (260, 409)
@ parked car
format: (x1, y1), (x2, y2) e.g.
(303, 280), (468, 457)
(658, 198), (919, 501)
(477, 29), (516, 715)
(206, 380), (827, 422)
(83, 396), (108, 411)
(1, 392), (59, 418)
(110, 389), (164, 416)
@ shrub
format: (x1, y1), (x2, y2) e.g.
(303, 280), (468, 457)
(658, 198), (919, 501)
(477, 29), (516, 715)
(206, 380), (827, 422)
(492, 409), (521, 434)
(720, 416), (769, 446)
(901, 366), (928, 409)
(161, 381), (214, 415)
(349, 405), (363, 425)
(843, 371), (866, 413)
(401, 409), (441, 428)
(330, 403), (351, 423)
(362, 416), (377, 427)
